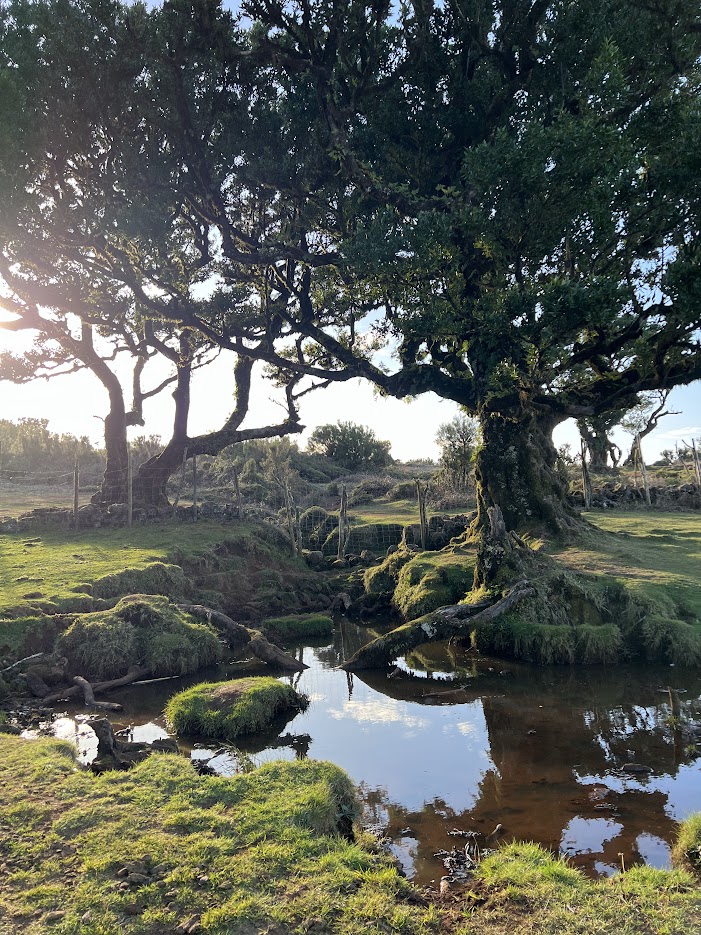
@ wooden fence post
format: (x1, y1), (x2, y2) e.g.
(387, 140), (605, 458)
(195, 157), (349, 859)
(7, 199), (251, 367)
(73, 457), (80, 529)
(337, 484), (348, 560)
(127, 446), (133, 528)
(192, 454), (198, 521)
(415, 479), (428, 550)
(637, 433), (651, 507)
(232, 466), (244, 520)
(580, 439), (592, 509)
(171, 447), (188, 517)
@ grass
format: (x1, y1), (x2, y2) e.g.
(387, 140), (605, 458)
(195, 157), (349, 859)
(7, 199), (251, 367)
(0, 520), (306, 656)
(354, 498), (473, 525)
(262, 613), (334, 640)
(165, 677), (308, 741)
(56, 595), (222, 680)
(2, 735), (701, 934)
(559, 511), (701, 618)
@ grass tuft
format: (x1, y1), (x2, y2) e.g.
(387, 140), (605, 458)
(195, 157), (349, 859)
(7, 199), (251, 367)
(165, 677), (308, 740)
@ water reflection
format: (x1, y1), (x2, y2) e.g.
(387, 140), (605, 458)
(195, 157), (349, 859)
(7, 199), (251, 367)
(42, 619), (701, 886)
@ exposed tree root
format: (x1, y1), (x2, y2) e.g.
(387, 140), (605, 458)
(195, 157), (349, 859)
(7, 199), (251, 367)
(43, 666), (150, 704)
(73, 676), (124, 711)
(178, 604), (308, 671)
(341, 583), (535, 670)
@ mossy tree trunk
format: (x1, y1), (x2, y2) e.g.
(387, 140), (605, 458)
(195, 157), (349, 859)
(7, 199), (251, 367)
(473, 403), (584, 586)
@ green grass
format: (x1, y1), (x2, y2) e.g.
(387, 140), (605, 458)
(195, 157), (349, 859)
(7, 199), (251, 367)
(354, 498), (472, 525)
(0, 521), (299, 655)
(165, 677), (308, 741)
(673, 814), (701, 874)
(262, 613), (334, 640)
(558, 512), (701, 618)
(2, 735), (701, 934)
(56, 595), (222, 680)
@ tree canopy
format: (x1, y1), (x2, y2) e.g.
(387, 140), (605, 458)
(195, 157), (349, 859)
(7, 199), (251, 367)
(1, 0), (699, 532)
(307, 421), (392, 471)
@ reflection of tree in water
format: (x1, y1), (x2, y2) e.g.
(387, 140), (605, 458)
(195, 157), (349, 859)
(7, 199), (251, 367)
(350, 651), (701, 878)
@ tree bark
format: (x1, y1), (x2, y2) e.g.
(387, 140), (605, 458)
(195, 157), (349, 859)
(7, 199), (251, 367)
(474, 404), (581, 540)
(342, 585), (533, 670)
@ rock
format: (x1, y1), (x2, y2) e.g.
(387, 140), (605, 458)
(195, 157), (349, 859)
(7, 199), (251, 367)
(45, 911), (66, 923)
(360, 550), (375, 562)
(621, 763), (653, 774)
(303, 550), (325, 568)
(176, 915), (201, 934)
(386, 545), (398, 555)
(127, 872), (151, 885)
(81, 911), (92, 923)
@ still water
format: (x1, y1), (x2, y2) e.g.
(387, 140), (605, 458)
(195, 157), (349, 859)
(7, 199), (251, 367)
(45, 620), (701, 886)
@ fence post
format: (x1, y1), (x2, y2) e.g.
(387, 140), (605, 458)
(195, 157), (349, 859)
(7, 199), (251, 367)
(637, 433), (651, 507)
(73, 457), (80, 529)
(580, 439), (592, 509)
(284, 482), (296, 556)
(232, 466), (244, 520)
(337, 484), (348, 559)
(415, 479), (428, 550)
(691, 440), (701, 487)
(127, 446), (133, 528)
(192, 454), (198, 521)
(172, 446), (188, 517)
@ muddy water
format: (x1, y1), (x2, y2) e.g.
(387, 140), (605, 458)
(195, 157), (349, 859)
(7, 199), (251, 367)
(43, 620), (701, 887)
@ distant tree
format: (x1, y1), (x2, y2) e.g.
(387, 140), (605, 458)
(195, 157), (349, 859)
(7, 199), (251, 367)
(306, 422), (392, 472)
(435, 415), (478, 489)
(621, 391), (679, 465)
(0, 418), (103, 480)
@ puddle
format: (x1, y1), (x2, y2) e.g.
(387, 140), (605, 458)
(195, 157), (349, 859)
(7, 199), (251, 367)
(35, 620), (701, 886)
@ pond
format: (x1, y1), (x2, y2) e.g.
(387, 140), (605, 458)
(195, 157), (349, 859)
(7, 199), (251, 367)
(37, 619), (701, 887)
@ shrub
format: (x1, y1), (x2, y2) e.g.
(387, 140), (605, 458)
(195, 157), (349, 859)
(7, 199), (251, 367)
(165, 677), (308, 740)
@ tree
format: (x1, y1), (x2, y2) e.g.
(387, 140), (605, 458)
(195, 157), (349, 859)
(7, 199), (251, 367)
(307, 422), (391, 472)
(435, 415), (478, 489)
(0, 0), (314, 506)
(241, 0), (701, 562)
(2, 0), (700, 567)
(620, 391), (679, 466)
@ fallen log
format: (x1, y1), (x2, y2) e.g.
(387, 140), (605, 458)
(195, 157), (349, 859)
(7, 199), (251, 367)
(178, 604), (308, 671)
(341, 585), (535, 671)
(73, 676), (124, 711)
(177, 604), (251, 654)
(43, 665), (150, 704)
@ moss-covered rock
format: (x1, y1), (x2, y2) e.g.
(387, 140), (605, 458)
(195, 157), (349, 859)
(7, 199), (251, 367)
(393, 551), (476, 619)
(165, 677), (308, 740)
(56, 595), (222, 680)
(92, 562), (188, 600)
(262, 613), (334, 640)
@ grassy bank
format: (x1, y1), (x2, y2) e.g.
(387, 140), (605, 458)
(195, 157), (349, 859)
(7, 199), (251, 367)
(1, 734), (701, 934)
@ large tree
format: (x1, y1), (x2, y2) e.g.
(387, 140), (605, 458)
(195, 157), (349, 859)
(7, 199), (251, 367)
(2, 0), (700, 545)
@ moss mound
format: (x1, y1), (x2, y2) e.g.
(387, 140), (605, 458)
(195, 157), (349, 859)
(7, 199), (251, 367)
(92, 562), (188, 600)
(165, 676), (307, 740)
(363, 549), (415, 595)
(262, 613), (334, 639)
(393, 550), (476, 619)
(56, 595), (222, 680)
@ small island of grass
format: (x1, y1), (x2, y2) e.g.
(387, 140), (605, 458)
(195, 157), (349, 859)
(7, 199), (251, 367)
(165, 677), (308, 741)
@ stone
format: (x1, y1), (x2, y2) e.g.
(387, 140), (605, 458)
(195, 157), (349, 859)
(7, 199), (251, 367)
(45, 911), (66, 923)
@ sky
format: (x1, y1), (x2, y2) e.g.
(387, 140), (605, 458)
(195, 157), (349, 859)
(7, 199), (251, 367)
(1, 325), (700, 463)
